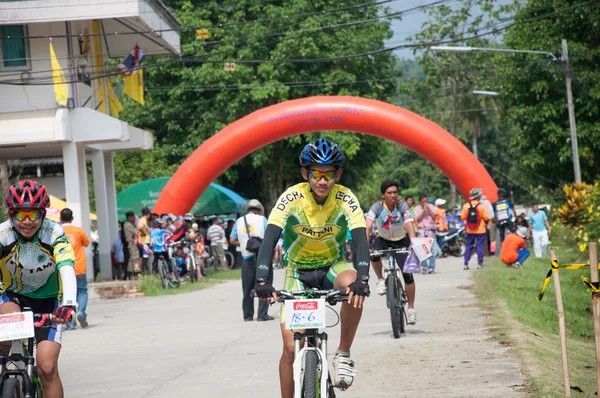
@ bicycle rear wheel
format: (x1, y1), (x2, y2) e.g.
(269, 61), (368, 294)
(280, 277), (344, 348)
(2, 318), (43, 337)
(225, 251), (235, 270)
(1, 377), (20, 398)
(187, 256), (197, 283)
(158, 259), (169, 289)
(302, 350), (319, 398)
(386, 274), (403, 338)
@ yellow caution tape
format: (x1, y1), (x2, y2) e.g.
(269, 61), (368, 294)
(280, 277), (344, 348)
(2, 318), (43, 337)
(581, 276), (600, 294)
(537, 261), (600, 301)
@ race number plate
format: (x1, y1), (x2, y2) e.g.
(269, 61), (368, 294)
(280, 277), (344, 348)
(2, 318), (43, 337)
(0, 312), (34, 342)
(285, 299), (326, 330)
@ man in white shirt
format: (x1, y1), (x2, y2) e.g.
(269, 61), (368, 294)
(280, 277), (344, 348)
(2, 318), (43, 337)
(207, 218), (227, 271)
(230, 199), (272, 322)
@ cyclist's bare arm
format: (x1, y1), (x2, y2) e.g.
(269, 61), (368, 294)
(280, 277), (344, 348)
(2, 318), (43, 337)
(405, 221), (416, 239)
(365, 218), (374, 242)
(229, 237), (239, 246)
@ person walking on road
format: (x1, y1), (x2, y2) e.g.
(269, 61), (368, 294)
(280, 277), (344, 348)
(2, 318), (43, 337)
(229, 199), (272, 322)
(207, 218), (228, 271)
(137, 207), (151, 273)
(415, 194), (440, 274)
(124, 211), (141, 279)
(60, 208), (91, 330)
(528, 203), (551, 258)
(460, 188), (489, 270)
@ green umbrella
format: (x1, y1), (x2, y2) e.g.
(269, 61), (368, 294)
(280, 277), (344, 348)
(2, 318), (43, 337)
(117, 177), (246, 218)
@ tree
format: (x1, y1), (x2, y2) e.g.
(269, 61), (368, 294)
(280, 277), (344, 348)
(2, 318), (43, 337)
(498, 0), (600, 186)
(120, 0), (404, 208)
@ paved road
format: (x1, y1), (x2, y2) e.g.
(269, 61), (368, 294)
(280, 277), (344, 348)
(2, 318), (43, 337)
(61, 256), (524, 397)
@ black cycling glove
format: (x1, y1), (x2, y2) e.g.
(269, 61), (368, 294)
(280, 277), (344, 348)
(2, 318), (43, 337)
(348, 280), (370, 297)
(254, 282), (276, 299)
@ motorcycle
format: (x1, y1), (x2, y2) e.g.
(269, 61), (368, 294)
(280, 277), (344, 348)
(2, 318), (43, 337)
(436, 222), (466, 257)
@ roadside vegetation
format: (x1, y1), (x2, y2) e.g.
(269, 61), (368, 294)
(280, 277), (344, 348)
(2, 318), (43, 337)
(139, 268), (241, 297)
(474, 227), (597, 397)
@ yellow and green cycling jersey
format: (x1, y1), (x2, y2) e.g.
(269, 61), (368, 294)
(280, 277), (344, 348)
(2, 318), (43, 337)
(267, 183), (365, 269)
(0, 218), (75, 300)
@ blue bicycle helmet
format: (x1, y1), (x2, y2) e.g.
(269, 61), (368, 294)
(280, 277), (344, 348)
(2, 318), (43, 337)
(298, 138), (345, 167)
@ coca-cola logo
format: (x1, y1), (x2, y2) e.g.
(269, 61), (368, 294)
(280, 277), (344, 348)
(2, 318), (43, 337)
(0, 314), (24, 323)
(293, 301), (318, 311)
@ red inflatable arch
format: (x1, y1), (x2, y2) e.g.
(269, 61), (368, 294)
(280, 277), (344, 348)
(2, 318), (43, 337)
(153, 96), (497, 215)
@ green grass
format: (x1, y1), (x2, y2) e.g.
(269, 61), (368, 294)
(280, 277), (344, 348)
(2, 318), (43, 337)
(138, 268), (241, 297)
(473, 231), (598, 397)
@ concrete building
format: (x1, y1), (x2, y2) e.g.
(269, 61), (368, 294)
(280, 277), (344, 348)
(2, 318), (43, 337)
(0, 0), (181, 280)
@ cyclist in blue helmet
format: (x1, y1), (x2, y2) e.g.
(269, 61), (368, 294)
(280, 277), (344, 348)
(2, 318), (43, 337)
(254, 138), (371, 395)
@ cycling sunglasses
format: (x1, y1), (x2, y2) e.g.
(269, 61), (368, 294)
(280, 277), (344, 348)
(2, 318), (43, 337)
(307, 169), (337, 181)
(10, 209), (45, 221)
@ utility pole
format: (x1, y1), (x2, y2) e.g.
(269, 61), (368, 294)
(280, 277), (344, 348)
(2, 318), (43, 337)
(561, 39), (582, 183)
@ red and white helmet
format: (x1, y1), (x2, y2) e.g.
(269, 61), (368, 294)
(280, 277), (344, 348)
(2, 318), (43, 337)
(5, 180), (50, 210)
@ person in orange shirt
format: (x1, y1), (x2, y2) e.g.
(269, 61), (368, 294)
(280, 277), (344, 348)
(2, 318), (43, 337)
(460, 188), (489, 270)
(435, 198), (448, 232)
(500, 226), (530, 268)
(60, 208), (91, 329)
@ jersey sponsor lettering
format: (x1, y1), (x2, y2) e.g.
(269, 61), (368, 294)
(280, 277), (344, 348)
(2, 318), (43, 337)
(292, 225), (340, 240)
(276, 190), (306, 211)
(334, 191), (359, 212)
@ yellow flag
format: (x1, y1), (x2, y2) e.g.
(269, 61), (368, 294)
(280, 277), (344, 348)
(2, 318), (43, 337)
(49, 42), (68, 106)
(123, 69), (144, 105)
(98, 81), (123, 117)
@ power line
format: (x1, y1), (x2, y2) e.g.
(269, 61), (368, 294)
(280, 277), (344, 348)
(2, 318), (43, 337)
(0, 0), (593, 86)
(0, 0), (454, 67)
(0, 0), (415, 39)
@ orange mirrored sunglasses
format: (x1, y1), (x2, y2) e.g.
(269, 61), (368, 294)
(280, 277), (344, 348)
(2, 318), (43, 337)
(10, 209), (44, 221)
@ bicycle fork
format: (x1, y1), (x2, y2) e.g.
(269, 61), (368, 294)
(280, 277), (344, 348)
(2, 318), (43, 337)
(292, 331), (330, 398)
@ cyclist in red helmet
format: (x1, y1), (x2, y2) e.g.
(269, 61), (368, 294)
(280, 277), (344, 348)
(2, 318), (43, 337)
(0, 179), (77, 398)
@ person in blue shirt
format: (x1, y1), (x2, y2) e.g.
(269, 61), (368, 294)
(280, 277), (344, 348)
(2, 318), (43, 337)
(150, 219), (173, 274)
(528, 203), (552, 258)
(173, 247), (187, 277)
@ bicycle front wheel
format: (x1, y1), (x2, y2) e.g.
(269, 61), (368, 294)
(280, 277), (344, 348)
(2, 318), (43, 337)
(386, 274), (402, 338)
(1, 377), (20, 398)
(302, 350), (319, 398)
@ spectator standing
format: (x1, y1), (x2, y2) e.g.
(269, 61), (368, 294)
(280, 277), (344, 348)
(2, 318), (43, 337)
(111, 227), (125, 280)
(480, 194), (496, 256)
(207, 218), (228, 271)
(435, 198), (448, 232)
(124, 211), (141, 279)
(460, 188), (489, 270)
(60, 208), (91, 329)
(528, 203), (551, 258)
(137, 207), (151, 272)
(414, 194), (440, 274)
(230, 199), (272, 322)
(150, 219), (173, 274)
(493, 188), (517, 244)
(500, 226), (530, 268)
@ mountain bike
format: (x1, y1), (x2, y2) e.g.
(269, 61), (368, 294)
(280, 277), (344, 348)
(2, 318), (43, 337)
(371, 248), (410, 339)
(0, 310), (69, 398)
(277, 288), (348, 398)
(157, 247), (180, 289)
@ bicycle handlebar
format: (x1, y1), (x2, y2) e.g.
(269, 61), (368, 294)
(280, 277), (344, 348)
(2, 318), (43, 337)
(250, 288), (348, 305)
(370, 248), (410, 257)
